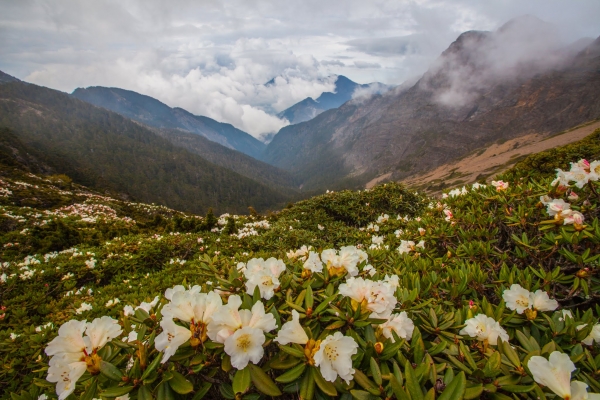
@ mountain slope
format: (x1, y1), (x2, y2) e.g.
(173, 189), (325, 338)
(150, 127), (300, 191)
(263, 17), (600, 190)
(0, 78), (292, 214)
(71, 86), (266, 159)
(277, 75), (387, 125)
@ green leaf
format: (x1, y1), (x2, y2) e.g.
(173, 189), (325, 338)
(275, 362), (306, 383)
(99, 360), (124, 381)
(404, 360), (424, 400)
(369, 357), (382, 386)
(141, 352), (163, 380)
(169, 371), (194, 394)
(389, 374), (411, 400)
(249, 364), (283, 397)
(464, 384), (483, 399)
(299, 366), (315, 400)
(279, 344), (306, 359)
(137, 385), (153, 400)
(192, 383), (212, 400)
(79, 377), (98, 400)
(305, 285), (314, 309)
(438, 371), (466, 400)
(311, 366), (337, 397)
(501, 384), (536, 393)
(350, 390), (377, 400)
(100, 386), (134, 398)
(233, 367), (252, 394)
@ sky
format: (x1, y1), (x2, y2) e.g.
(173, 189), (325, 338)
(1, 0), (599, 140)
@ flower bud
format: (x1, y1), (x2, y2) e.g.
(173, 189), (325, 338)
(374, 342), (384, 354)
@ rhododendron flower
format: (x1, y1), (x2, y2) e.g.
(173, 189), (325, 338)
(460, 314), (508, 345)
(45, 317), (122, 399)
(502, 284), (531, 314)
(207, 295), (276, 343)
(552, 169), (571, 187)
(502, 285), (558, 315)
(378, 312), (414, 342)
(313, 332), (358, 383)
(581, 324), (600, 346)
(224, 326), (266, 369)
(339, 276), (398, 318)
(563, 210), (585, 226)
(397, 240), (415, 254)
(303, 251), (323, 273)
(547, 199), (571, 217)
(528, 351), (600, 400)
(155, 318), (191, 362)
(568, 191), (580, 201)
(443, 209), (453, 221)
(274, 310), (308, 345)
(491, 180), (509, 191)
(243, 258), (286, 299)
(590, 160), (600, 181)
(472, 182), (486, 189)
(531, 290), (559, 312)
(321, 246), (364, 277)
(287, 245), (311, 261)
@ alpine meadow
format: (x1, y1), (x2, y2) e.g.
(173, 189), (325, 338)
(1, 3), (600, 400)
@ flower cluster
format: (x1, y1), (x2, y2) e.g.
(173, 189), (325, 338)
(502, 284), (558, 318)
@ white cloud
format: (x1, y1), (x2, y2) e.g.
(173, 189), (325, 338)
(1, 0), (599, 138)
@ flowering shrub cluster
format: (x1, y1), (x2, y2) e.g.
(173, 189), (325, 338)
(1, 154), (600, 400)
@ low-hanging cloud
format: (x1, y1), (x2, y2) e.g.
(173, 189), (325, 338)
(1, 1), (599, 138)
(426, 15), (577, 108)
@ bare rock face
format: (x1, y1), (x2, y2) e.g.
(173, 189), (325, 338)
(263, 16), (600, 190)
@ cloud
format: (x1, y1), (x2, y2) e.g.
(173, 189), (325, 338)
(1, 0), (599, 139)
(425, 15), (569, 107)
(353, 61), (382, 69)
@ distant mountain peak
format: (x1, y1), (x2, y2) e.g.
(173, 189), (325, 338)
(0, 70), (20, 84)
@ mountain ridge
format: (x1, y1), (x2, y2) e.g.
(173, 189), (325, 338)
(71, 86), (266, 159)
(263, 17), (600, 191)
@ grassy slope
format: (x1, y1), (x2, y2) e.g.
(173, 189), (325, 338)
(0, 82), (292, 215)
(1, 137), (600, 398)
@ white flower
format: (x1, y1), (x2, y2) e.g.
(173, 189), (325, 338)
(243, 258), (286, 300)
(563, 210), (585, 226)
(582, 324), (600, 346)
(75, 302), (92, 315)
(123, 305), (134, 316)
(552, 169), (571, 187)
(10, 332), (20, 340)
(45, 317), (122, 399)
(245, 269), (280, 300)
(528, 352), (575, 399)
(155, 318), (191, 362)
(207, 296), (276, 343)
(38, 395), (48, 400)
(136, 296), (160, 313)
(275, 310), (309, 345)
(378, 312), (414, 342)
(589, 160), (600, 181)
(224, 326), (266, 370)
(397, 240), (415, 255)
(460, 314), (508, 345)
(472, 182), (486, 190)
(318, 224), (325, 230)
(547, 199), (571, 217)
(303, 251), (324, 273)
(491, 180), (509, 191)
(339, 277), (397, 318)
(313, 332), (358, 384)
(559, 309), (573, 321)
(371, 236), (384, 245)
(531, 290), (558, 312)
(570, 381), (600, 400)
(502, 284), (531, 314)
(363, 264), (376, 276)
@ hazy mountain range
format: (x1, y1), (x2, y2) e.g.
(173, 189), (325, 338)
(277, 75), (389, 125)
(1, 15), (599, 213)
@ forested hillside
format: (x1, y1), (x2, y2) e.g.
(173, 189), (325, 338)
(0, 80), (293, 214)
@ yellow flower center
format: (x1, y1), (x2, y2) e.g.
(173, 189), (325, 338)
(236, 333), (252, 352)
(190, 321), (208, 347)
(261, 276), (273, 286)
(324, 344), (339, 361)
(84, 352), (102, 374)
